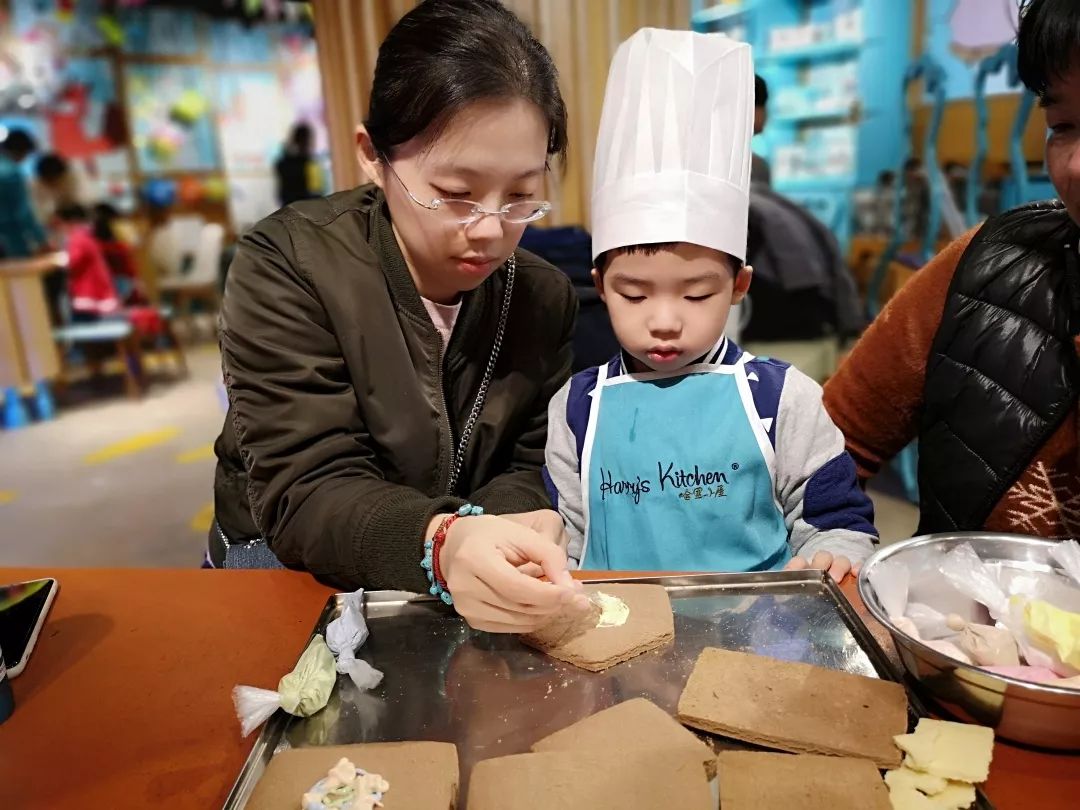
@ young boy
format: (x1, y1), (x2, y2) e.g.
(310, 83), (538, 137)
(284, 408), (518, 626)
(543, 29), (877, 579)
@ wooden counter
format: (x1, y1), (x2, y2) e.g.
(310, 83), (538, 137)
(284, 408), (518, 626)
(0, 567), (1074, 808)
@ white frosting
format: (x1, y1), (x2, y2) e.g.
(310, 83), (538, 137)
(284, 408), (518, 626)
(593, 592), (630, 628)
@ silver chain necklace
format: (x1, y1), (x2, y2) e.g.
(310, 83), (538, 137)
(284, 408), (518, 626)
(446, 254), (515, 494)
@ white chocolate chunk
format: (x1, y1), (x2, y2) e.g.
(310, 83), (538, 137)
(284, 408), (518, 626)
(894, 719), (994, 783)
(885, 765), (948, 795)
(889, 786), (936, 810)
(931, 781), (977, 810)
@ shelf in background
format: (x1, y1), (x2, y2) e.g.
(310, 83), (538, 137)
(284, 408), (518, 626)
(759, 40), (862, 65)
(774, 177), (857, 194)
(691, 0), (759, 26)
(773, 107), (862, 125)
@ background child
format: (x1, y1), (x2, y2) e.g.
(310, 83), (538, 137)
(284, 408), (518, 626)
(54, 204), (120, 323)
(543, 29), (877, 580)
(92, 203), (146, 305)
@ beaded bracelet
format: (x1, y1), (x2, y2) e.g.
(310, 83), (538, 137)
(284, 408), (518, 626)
(422, 503), (484, 605)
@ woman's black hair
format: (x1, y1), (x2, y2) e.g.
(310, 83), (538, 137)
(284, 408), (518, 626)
(1017, 0), (1080, 97)
(365, 0), (567, 162)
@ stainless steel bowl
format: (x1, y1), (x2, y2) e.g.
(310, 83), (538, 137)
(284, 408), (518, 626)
(858, 532), (1080, 750)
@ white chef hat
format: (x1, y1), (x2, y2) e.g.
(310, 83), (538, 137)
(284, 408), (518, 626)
(591, 28), (755, 264)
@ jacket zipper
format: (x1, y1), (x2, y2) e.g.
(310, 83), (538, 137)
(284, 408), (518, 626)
(435, 344), (457, 496)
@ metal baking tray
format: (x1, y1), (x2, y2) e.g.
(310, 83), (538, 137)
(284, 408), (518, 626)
(224, 571), (993, 809)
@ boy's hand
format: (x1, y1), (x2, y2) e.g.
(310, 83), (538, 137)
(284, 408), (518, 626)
(785, 552), (860, 582)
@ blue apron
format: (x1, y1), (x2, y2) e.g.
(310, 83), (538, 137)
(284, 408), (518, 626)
(580, 349), (790, 572)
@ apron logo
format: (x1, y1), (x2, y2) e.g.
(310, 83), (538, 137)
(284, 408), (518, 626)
(598, 462), (735, 505)
(599, 468), (651, 504)
(658, 462), (729, 491)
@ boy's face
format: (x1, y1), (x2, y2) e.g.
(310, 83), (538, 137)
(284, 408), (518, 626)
(594, 243), (752, 373)
(1043, 64), (1080, 226)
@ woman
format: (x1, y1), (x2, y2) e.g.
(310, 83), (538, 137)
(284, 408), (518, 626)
(824, 0), (1080, 540)
(211, 0), (588, 631)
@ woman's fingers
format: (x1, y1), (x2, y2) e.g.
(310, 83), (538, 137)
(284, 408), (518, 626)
(463, 598), (555, 633)
(482, 551), (584, 612)
(467, 617), (547, 634)
(784, 556), (809, 571)
(499, 510), (565, 544)
(810, 551), (834, 571)
(515, 562), (545, 578)
(460, 572), (562, 617)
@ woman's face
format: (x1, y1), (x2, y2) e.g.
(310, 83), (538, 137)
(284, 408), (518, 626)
(359, 98), (550, 304)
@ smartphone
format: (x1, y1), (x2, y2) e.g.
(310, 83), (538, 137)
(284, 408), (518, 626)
(0, 578), (58, 679)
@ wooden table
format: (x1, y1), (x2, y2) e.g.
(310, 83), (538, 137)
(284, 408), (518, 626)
(0, 567), (1075, 809)
(0, 254), (63, 392)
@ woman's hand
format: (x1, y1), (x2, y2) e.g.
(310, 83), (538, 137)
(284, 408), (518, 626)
(499, 510), (571, 576)
(500, 509), (570, 550)
(438, 514), (589, 633)
(784, 551), (860, 582)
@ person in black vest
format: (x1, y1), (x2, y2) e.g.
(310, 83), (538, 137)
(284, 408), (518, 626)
(824, 0), (1080, 540)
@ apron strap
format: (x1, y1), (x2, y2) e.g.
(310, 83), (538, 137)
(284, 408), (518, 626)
(577, 361), (610, 567)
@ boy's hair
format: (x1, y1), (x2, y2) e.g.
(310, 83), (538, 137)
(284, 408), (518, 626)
(594, 242), (742, 277)
(55, 203), (89, 223)
(1018, 0), (1080, 97)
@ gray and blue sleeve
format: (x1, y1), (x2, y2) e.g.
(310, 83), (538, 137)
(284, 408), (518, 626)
(543, 379), (586, 566)
(773, 367), (878, 565)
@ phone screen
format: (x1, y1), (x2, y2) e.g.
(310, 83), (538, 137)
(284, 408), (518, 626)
(0, 579), (56, 671)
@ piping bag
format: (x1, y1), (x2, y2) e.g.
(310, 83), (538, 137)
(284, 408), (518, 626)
(326, 589), (384, 691)
(233, 634), (337, 737)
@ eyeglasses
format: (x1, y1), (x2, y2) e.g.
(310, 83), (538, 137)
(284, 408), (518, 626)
(381, 157), (552, 225)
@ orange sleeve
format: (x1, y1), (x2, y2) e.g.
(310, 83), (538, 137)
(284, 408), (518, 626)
(823, 230), (978, 480)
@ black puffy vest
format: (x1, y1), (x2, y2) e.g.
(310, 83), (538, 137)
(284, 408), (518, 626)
(918, 201), (1080, 534)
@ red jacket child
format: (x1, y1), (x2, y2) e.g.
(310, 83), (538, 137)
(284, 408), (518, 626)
(56, 204), (119, 318)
